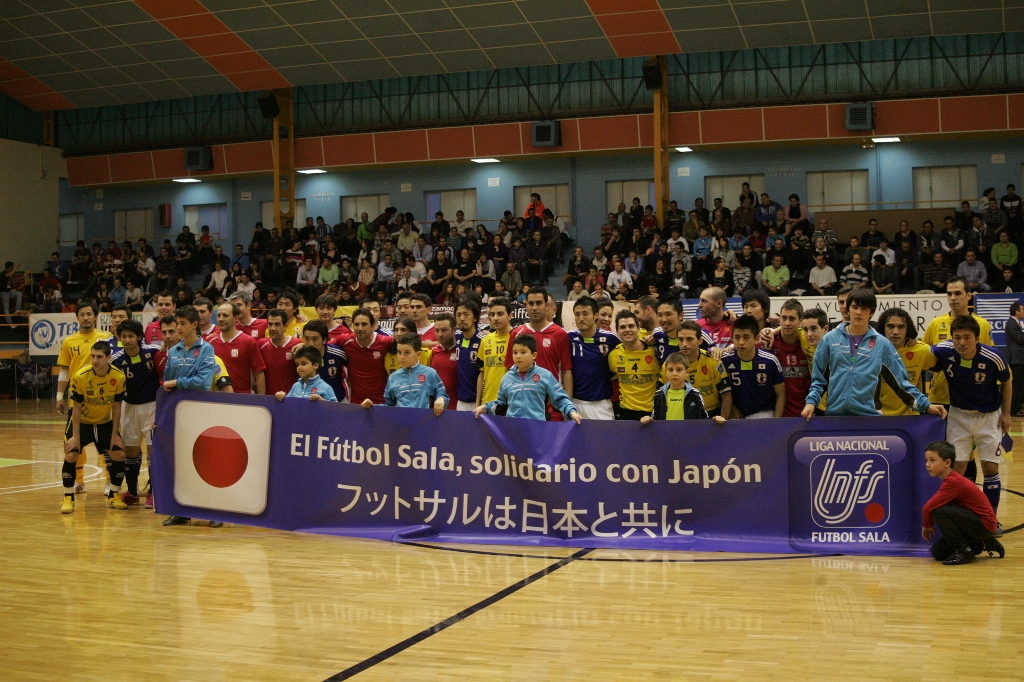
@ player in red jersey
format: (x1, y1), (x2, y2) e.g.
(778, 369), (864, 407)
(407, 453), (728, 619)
(767, 298), (810, 417)
(211, 302), (266, 394)
(315, 293), (353, 345)
(229, 290), (267, 339)
(257, 309), (302, 396)
(430, 312), (459, 410)
(504, 288), (572, 389)
(409, 292), (436, 341)
(193, 297), (218, 341)
(341, 308), (390, 404)
(696, 286), (733, 348)
(144, 291), (175, 344)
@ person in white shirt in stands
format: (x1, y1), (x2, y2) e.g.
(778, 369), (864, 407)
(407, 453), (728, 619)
(236, 272), (256, 296)
(606, 260), (634, 299)
(296, 257), (318, 300)
(808, 253), (838, 296)
(873, 238), (896, 266)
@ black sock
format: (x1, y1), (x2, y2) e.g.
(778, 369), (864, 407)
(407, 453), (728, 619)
(125, 457), (141, 497)
(61, 460), (76, 498)
(964, 458), (978, 482)
(107, 460), (125, 495)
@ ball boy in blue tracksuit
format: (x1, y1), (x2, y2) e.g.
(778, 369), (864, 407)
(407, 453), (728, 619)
(474, 333), (581, 423)
(363, 333), (448, 415)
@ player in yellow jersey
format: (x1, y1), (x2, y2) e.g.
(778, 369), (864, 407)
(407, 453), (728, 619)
(879, 308), (937, 415)
(384, 318), (432, 374)
(608, 310), (661, 420)
(476, 297), (512, 405)
(56, 300), (114, 492)
(60, 341), (126, 513)
(678, 320), (732, 418)
(924, 278), (993, 405)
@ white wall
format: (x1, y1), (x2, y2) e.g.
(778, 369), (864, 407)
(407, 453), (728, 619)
(0, 139), (65, 269)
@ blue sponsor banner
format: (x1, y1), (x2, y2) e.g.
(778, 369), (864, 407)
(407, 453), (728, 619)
(152, 390), (945, 556)
(975, 292), (1024, 347)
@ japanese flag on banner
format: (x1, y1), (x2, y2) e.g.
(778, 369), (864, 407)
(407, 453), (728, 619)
(173, 400), (272, 514)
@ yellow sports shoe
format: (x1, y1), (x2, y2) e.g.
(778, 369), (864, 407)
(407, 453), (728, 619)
(106, 494), (128, 511)
(60, 495), (75, 514)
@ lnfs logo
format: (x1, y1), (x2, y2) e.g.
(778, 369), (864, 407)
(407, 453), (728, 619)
(810, 454), (889, 528)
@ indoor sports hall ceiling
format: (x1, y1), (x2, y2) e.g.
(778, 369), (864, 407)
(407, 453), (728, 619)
(0, 0), (1019, 111)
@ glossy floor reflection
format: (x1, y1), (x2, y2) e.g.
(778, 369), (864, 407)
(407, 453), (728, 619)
(0, 403), (1020, 681)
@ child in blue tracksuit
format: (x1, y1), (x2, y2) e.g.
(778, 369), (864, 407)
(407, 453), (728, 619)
(363, 333), (448, 415)
(276, 347), (338, 402)
(474, 333), (581, 423)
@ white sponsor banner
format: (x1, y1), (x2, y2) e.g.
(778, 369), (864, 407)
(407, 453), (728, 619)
(28, 312), (156, 357)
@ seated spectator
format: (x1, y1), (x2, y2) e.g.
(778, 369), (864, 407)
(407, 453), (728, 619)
(895, 239), (920, 293)
(501, 261), (522, 297)
(606, 260), (634, 300)
(992, 230), (1018, 272)
(841, 253), (869, 288)
(812, 218), (838, 248)
(762, 254), (790, 296)
(956, 249), (990, 292)
(922, 251), (954, 292)
(871, 254), (896, 294)
(784, 194), (809, 232)
(998, 266), (1022, 293)
(808, 253), (837, 296)
(861, 218), (886, 248)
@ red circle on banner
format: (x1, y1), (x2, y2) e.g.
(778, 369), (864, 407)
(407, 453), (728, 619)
(193, 426), (248, 488)
(864, 502), (885, 523)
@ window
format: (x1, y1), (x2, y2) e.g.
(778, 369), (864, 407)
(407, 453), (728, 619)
(703, 175), (765, 209)
(913, 165), (977, 209)
(606, 180), (654, 214)
(514, 184), (570, 220)
(261, 199), (306, 232)
(59, 213), (84, 249)
(341, 194), (389, 223)
(425, 189), (476, 223)
(184, 203), (228, 240)
(113, 208), (154, 242)
(806, 170), (869, 212)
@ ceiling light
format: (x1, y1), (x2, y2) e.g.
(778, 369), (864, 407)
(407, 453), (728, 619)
(297, 168), (327, 174)
(471, 158), (500, 163)
(173, 178), (201, 183)
(675, 146), (693, 152)
(871, 137), (900, 143)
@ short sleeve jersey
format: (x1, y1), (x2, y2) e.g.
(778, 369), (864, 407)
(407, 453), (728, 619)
(257, 336), (302, 395)
(430, 343), (459, 410)
(686, 351), (731, 413)
(505, 323), (572, 380)
(721, 349), (784, 417)
(932, 341), (1009, 413)
(880, 341), (937, 416)
(924, 312), (992, 404)
(110, 344), (160, 405)
(607, 344), (661, 412)
(58, 328), (115, 377)
(455, 329), (485, 403)
(568, 329), (620, 402)
(237, 317), (268, 340)
(69, 365), (126, 424)
(211, 332), (266, 395)
(341, 333), (391, 404)
(385, 349), (433, 375)
(698, 317), (734, 348)
(475, 332), (510, 404)
(318, 344), (349, 401)
(768, 333), (810, 417)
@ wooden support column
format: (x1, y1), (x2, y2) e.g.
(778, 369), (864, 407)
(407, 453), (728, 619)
(272, 88), (295, 234)
(652, 55), (669, 228)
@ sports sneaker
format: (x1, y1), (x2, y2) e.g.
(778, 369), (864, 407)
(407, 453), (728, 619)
(60, 495), (75, 514)
(162, 515), (190, 526)
(943, 547), (976, 565)
(74, 482), (86, 494)
(983, 538), (1005, 559)
(105, 494), (128, 511)
(121, 492), (139, 507)
(144, 493), (154, 509)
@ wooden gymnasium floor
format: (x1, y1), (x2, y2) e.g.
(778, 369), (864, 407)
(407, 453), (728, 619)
(1, 402), (1022, 682)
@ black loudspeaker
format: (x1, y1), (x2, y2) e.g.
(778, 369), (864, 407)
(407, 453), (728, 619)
(642, 58), (662, 90)
(257, 92), (280, 119)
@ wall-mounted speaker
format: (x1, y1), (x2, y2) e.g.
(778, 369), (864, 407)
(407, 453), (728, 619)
(184, 146), (212, 170)
(532, 120), (561, 147)
(258, 92), (280, 119)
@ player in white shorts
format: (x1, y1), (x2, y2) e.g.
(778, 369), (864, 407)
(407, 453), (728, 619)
(109, 319), (160, 506)
(930, 315), (1011, 526)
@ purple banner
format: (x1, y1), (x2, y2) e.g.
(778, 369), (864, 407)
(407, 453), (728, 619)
(151, 390), (945, 556)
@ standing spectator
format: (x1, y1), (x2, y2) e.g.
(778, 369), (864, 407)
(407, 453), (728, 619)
(0, 261), (21, 326)
(956, 249), (990, 292)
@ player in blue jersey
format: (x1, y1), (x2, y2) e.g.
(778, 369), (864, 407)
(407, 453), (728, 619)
(454, 300), (485, 410)
(568, 297), (620, 420)
(277, 347), (338, 402)
(109, 318), (160, 506)
(108, 305), (131, 353)
(721, 315), (786, 418)
(301, 320), (349, 403)
(931, 316), (1012, 523)
(648, 297), (715, 366)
